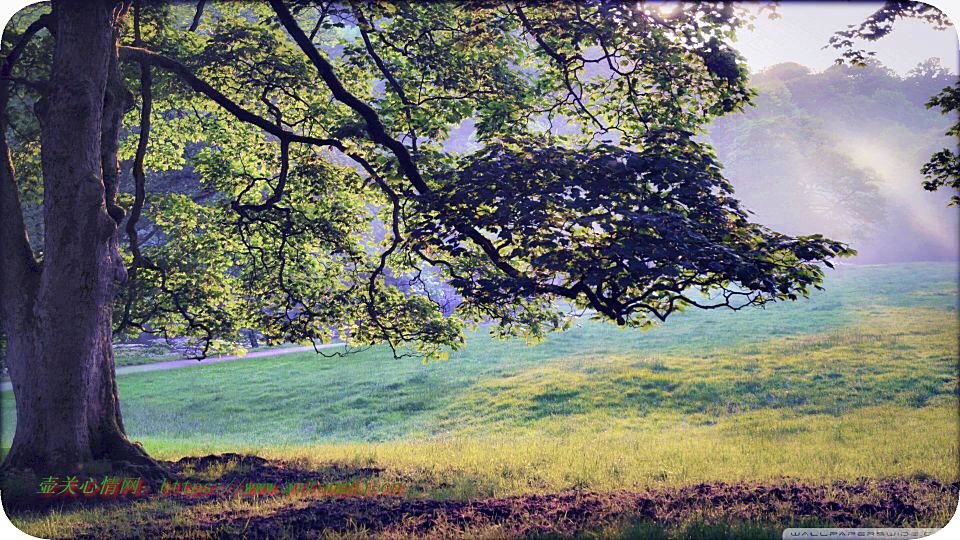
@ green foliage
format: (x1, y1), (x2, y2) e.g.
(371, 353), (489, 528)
(2, 2), (854, 358)
(412, 134), (851, 330)
(921, 82), (960, 205)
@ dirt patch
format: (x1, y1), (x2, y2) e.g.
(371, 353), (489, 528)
(202, 477), (958, 538)
(161, 452), (386, 499)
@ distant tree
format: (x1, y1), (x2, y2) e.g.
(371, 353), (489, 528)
(706, 68), (889, 241)
(0, 1), (851, 478)
(707, 57), (960, 263)
(904, 57), (956, 106)
(827, 0), (959, 206)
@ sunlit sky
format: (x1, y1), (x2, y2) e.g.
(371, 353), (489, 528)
(736, 1), (959, 75)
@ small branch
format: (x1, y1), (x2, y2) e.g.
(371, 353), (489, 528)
(231, 138), (290, 215)
(308, 1), (335, 42)
(0, 76), (47, 94)
(1, 14), (50, 79)
(187, 0), (206, 32)
(118, 46), (342, 151)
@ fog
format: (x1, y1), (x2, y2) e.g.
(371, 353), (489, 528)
(703, 61), (959, 265)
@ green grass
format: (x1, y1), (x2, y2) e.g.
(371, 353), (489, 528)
(172, 403), (952, 498)
(3, 262), (958, 454)
(1, 262), (958, 537)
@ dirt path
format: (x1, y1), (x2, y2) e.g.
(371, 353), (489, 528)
(0, 343), (345, 392)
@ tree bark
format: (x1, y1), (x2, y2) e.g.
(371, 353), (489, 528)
(0, 0), (163, 480)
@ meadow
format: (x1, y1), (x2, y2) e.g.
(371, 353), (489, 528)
(2, 261), (958, 539)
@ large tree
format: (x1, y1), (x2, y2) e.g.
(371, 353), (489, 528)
(0, 0), (851, 478)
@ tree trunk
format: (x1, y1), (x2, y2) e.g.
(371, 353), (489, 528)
(0, 0), (163, 479)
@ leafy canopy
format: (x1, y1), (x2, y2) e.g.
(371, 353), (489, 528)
(3, 1), (852, 360)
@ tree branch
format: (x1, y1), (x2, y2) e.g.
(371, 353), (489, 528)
(353, 4), (418, 149)
(0, 76), (47, 94)
(514, 5), (606, 132)
(1, 14), (50, 79)
(269, 0), (431, 193)
(187, 0), (206, 32)
(231, 138), (290, 215)
(117, 45), (342, 150)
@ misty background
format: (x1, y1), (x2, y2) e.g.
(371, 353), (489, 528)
(704, 58), (959, 264)
(713, 1), (959, 264)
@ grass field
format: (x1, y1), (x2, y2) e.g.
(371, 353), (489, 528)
(2, 262), (958, 538)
